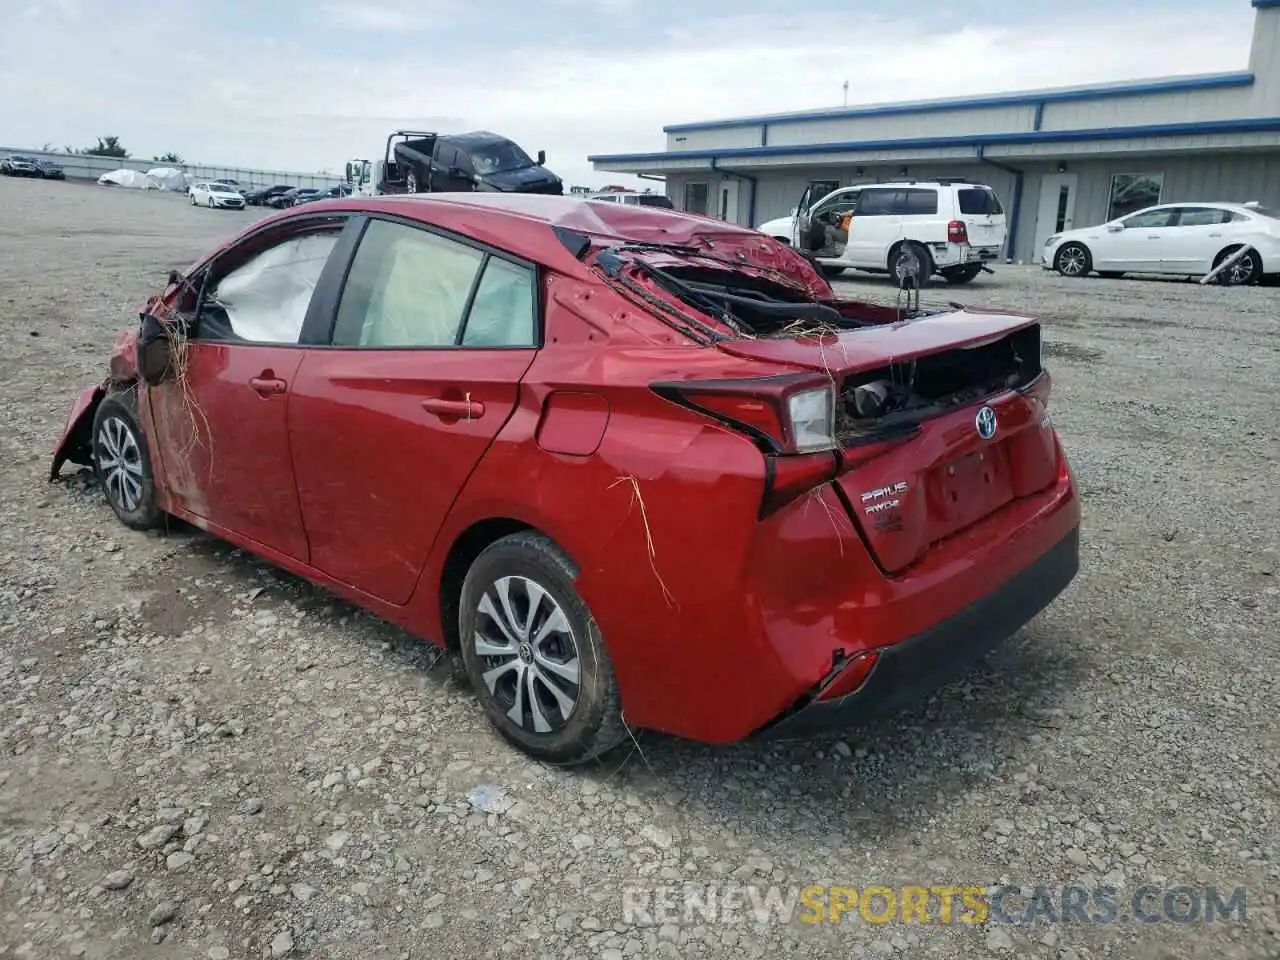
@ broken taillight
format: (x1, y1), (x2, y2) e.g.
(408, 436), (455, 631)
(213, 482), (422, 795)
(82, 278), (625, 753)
(652, 375), (839, 518)
(652, 375), (836, 455)
(948, 220), (969, 244)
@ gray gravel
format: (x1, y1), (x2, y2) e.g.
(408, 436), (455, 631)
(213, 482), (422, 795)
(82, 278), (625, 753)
(1, 175), (1278, 959)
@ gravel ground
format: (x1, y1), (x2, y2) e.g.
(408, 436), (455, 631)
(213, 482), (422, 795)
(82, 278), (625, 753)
(1, 176), (1277, 960)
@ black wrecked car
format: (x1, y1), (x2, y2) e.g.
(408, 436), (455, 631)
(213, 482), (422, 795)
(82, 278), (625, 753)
(376, 129), (562, 196)
(35, 159), (66, 180)
(243, 184), (295, 206)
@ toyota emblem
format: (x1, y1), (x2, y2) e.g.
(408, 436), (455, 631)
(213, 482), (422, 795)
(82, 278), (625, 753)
(975, 406), (998, 440)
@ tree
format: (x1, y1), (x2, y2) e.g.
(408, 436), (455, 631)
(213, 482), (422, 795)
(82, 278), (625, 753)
(153, 152), (183, 164)
(80, 136), (130, 158)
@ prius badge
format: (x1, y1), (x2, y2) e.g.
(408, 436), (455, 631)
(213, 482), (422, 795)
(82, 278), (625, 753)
(975, 405), (998, 440)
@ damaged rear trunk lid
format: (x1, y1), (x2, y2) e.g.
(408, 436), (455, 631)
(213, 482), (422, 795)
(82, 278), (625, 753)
(607, 253), (1059, 574)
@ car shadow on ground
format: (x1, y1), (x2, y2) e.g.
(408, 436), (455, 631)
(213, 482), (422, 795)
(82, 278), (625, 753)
(105, 499), (1088, 846)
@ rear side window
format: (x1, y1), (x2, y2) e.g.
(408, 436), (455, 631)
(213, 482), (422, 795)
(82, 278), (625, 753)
(958, 187), (1004, 215)
(333, 219), (484, 348)
(855, 188), (938, 216)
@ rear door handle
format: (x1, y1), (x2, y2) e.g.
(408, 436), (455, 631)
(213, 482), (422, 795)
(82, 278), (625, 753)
(249, 376), (287, 396)
(422, 396), (485, 419)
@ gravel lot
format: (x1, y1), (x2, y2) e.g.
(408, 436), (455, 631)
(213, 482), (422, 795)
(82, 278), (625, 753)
(1, 176), (1277, 960)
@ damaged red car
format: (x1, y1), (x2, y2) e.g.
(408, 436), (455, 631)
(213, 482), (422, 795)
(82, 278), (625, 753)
(51, 193), (1080, 764)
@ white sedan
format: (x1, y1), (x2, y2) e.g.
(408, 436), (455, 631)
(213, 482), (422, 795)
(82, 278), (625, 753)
(189, 181), (246, 210)
(1042, 201), (1280, 285)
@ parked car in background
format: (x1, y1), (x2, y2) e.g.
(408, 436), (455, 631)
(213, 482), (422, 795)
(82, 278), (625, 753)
(189, 181), (246, 210)
(1043, 201), (1280, 285)
(292, 184), (352, 206)
(270, 187), (319, 208)
(760, 180), (1008, 286)
(244, 184), (295, 206)
(2, 155), (40, 177)
(51, 192), (1079, 764)
(34, 159), (66, 180)
(375, 129), (563, 195)
(587, 190), (674, 209)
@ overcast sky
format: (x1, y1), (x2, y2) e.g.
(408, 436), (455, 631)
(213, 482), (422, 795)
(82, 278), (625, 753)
(0, 0), (1258, 188)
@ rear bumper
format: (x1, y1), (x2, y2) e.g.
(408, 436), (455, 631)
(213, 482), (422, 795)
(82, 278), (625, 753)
(930, 243), (1004, 268)
(755, 523), (1079, 740)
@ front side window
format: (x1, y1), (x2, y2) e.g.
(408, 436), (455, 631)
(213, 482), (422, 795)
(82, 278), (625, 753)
(1122, 208), (1176, 229)
(1108, 173), (1163, 220)
(197, 229), (342, 344)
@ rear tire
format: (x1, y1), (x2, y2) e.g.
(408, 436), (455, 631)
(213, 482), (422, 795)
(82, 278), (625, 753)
(1213, 246), (1262, 286)
(941, 264), (983, 285)
(91, 388), (162, 532)
(819, 264), (846, 278)
(458, 532), (627, 765)
(1054, 242), (1092, 278)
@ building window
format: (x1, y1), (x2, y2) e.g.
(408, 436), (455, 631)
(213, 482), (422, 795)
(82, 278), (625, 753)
(1108, 173), (1163, 221)
(683, 182), (709, 215)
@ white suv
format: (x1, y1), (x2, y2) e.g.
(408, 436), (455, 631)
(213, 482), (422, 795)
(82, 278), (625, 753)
(758, 180), (1007, 286)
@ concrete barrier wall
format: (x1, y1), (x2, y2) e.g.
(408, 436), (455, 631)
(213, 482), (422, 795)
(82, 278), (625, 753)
(0, 147), (344, 189)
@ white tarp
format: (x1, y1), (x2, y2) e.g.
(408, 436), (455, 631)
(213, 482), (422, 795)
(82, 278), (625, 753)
(97, 169), (159, 189)
(145, 166), (187, 191)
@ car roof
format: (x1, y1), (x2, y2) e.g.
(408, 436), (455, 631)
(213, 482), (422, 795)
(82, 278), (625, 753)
(257, 192), (770, 270)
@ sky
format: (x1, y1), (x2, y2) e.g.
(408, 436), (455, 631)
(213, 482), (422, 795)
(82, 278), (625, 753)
(0, 0), (1259, 189)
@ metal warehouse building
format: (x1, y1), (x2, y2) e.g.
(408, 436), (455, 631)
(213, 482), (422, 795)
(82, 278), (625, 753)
(590, 0), (1280, 265)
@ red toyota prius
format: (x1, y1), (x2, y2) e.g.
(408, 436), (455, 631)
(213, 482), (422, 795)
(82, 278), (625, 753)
(51, 193), (1080, 764)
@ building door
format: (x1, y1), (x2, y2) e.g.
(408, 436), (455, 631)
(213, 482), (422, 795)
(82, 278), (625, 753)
(683, 182), (709, 215)
(1034, 173), (1078, 254)
(718, 179), (740, 223)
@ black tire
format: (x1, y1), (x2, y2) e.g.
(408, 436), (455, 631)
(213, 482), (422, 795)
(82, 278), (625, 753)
(91, 387), (162, 531)
(1054, 242), (1092, 278)
(1213, 246), (1262, 286)
(1098, 271), (1125, 279)
(458, 531), (627, 765)
(819, 264), (846, 278)
(941, 264), (983, 285)
(889, 242), (932, 289)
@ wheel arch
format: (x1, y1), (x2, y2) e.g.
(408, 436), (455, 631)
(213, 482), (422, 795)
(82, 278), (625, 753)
(438, 517), (579, 651)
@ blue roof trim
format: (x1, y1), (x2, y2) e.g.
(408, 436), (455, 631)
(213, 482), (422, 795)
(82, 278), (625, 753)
(588, 117), (1280, 164)
(1254, 0), (1280, 8)
(659, 72), (1255, 133)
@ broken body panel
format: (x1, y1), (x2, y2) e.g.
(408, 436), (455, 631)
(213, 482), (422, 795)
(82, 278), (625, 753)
(51, 193), (1079, 746)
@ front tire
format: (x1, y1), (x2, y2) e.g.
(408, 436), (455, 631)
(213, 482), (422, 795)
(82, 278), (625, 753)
(91, 388), (162, 531)
(459, 532), (627, 765)
(1054, 242), (1092, 278)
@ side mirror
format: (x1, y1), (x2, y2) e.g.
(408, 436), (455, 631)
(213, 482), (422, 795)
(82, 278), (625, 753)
(537, 149), (546, 166)
(1105, 221), (1125, 232)
(136, 312), (181, 387)
(167, 270), (183, 286)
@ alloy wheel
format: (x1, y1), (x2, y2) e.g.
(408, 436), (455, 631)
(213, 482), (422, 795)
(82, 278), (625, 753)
(1225, 254), (1258, 285)
(96, 415), (144, 513)
(473, 575), (581, 734)
(1058, 245), (1087, 277)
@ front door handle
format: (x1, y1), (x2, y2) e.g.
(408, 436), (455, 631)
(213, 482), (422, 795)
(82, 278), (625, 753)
(249, 376), (287, 396)
(422, 396), (485, 419)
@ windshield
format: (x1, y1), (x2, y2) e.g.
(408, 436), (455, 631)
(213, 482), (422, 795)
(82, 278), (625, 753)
(468, 140), (535, 175)
(210, 184), (239, 193)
